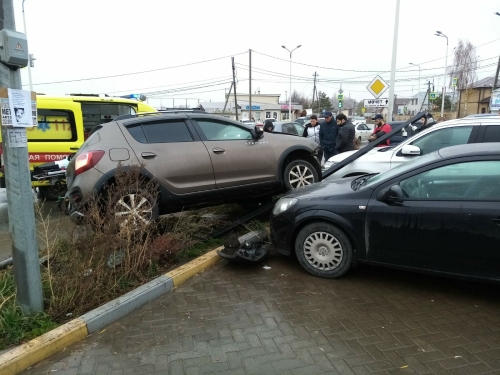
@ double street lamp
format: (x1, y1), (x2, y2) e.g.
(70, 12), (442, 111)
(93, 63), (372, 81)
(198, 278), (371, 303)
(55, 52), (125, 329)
(435, 31), (449, 117)
(282, 45), (301, 121)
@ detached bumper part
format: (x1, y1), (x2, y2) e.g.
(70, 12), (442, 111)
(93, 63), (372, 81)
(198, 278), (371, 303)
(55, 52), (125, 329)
(217, 231), (272, 263)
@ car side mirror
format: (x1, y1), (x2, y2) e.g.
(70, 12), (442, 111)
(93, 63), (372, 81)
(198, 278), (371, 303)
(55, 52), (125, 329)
(380, 185), (404, 204)
(252, 125), (264, 139)
(401, 144), (421, 156)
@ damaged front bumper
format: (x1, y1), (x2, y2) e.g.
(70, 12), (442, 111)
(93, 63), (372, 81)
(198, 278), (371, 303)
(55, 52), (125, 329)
(217, 231), (273, 263)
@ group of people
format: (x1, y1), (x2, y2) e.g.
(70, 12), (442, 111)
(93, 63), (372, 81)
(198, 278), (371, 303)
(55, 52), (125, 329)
(262, 112), (445, 165)
(301, 112), (393, 164)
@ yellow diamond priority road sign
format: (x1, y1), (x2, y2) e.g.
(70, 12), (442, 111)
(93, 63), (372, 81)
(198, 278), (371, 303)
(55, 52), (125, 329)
(367, 75), (389, 99)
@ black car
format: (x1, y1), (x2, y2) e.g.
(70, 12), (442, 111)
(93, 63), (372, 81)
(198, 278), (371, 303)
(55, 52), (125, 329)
(270, 143), (500, 281)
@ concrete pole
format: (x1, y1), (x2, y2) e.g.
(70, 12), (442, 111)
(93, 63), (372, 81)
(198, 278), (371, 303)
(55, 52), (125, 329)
(1, 0), (44, 314)
(387, 0), (400, 121)
(249, 49), (252, 121)
(441, 38), (448, 117)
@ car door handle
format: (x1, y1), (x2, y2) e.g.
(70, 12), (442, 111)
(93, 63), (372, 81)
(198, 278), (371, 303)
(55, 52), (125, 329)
(212, 148), (225, 154)
(141, 152), (157, 159)
(491, 218), (500, 225)
(70, 147), (79, 150)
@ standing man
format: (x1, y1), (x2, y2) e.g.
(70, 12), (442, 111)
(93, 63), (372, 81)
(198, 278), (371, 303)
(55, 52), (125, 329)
(302, 115), (322, 163)
(319, 111), (338, 164)
(369, 114), (392, 147)
(335, 113), (355, 154)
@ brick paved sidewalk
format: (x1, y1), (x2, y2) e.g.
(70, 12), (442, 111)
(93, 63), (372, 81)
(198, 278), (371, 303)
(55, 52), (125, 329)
(23, 252), (500, 375)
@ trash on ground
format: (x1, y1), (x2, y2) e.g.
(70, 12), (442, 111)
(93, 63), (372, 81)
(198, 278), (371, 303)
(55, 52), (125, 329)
(217, 230), (272, 263)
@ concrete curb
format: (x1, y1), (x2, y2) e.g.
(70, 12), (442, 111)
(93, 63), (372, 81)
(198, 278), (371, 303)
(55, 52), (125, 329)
(0, 247), (224, 375)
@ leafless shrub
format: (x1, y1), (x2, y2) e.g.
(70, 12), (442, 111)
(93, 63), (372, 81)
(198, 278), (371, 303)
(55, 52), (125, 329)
(34, 165), (226, 321)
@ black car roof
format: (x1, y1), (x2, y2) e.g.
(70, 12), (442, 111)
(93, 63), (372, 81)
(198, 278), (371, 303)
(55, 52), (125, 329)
(438, 143), (500, 159)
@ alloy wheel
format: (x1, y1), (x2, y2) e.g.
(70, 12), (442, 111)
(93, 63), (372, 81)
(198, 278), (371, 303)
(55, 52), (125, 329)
(288, 164), (314, 189)
(303, 231), (343, 271)
(114, 193), (153, 228)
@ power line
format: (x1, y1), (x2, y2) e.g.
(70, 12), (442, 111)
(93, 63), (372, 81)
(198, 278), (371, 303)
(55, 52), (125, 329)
(23, 52), (247, 86)
(251, 38), (500, 75)
(108, 75), (233, 95)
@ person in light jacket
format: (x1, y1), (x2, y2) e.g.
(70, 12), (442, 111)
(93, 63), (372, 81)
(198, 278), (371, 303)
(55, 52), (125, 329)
(302, 115), (322, 162)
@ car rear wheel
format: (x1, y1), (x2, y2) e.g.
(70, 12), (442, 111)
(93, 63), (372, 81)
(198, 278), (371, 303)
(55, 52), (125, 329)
(284, 160), (319, 191)
(295, 222), (352, 278)
(109, 189), (159, 230)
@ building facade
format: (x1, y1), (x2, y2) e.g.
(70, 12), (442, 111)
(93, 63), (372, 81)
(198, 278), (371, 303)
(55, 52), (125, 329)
(457, 76), (497, 117)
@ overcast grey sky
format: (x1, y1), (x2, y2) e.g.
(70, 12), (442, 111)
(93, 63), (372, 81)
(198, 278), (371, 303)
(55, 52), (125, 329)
(12, 0), (500, 108)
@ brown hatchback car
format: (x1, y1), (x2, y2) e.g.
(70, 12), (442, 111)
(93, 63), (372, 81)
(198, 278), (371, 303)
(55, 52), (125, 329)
(64, 111), (322, 223)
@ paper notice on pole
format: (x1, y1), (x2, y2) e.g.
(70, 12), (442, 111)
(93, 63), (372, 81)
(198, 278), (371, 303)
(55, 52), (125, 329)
(7, 128), (28, 148)
(7, 88), (35, 127)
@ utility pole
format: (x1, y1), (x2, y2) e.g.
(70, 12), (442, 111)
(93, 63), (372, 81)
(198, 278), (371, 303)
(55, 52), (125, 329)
(249, 49), (252, 121)
(231, 57), (238, 121)
(312, 72), (318, 113)
(387, 0), (401, 121)
(0, 0), (43, 313)
(493, 55), (500, 90)
(222, 82), (233, 113)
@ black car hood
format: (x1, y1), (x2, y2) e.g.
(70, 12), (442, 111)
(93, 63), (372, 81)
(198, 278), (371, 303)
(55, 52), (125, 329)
(283, 177), (357, 200)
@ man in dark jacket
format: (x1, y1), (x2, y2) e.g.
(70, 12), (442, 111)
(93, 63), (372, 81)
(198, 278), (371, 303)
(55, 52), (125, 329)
(319, 111), (338, 163)
(335, 113), (355, 153)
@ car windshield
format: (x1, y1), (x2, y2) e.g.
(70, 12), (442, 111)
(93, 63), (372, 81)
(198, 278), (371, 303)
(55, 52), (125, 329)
(358, 151), (442, 189)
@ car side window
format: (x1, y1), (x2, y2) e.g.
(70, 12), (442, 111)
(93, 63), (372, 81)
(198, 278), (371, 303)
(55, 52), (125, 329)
(196, 120), (252, 141)
(400, 160), (500, 200)
(484, 126), (500, 142)
(410, 126), (473, 155)
(282, 123), (298, 135)
(127, 120), (194, 144)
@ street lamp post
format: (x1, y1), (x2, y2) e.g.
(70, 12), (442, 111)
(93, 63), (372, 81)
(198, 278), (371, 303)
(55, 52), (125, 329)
(22, 0), (33, 92)
(435, 31), (449, 117)
(282, 45), (301, 121)
(409, 63), (421, 109)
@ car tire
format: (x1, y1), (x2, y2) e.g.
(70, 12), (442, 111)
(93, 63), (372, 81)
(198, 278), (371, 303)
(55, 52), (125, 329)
(39, 185), (67, 201)
(284, 160), (319, 191)
(295, 222), (353, 279)
(108, 188), (159, 230)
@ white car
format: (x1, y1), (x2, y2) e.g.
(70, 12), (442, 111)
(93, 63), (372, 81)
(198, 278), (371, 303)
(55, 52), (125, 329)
(323, 116), (500, 180)
(351, 116), (367, 126)
(355, 123), (372, 142)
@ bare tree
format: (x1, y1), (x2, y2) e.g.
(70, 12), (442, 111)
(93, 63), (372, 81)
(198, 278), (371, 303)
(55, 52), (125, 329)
(448, 39), (478, 116)
(291, 90), (312, 108)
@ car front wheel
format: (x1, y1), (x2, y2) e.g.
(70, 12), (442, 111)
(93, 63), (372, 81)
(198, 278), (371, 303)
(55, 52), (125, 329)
(295, 222), (353, 278)
(284, 160), (319, 190)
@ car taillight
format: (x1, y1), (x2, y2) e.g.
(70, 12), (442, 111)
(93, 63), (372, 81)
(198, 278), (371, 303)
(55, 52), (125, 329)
(75, 150), (105, 176)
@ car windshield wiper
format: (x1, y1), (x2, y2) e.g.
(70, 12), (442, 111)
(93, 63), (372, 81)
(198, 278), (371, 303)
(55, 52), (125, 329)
(351, 173), (379, 191)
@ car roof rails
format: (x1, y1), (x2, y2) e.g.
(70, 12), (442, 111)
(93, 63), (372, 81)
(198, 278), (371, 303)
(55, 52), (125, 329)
(113, 109), (208, 122)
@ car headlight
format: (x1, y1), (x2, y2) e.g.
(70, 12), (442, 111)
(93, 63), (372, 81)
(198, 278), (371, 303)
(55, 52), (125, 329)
(272, 198), (298, 215)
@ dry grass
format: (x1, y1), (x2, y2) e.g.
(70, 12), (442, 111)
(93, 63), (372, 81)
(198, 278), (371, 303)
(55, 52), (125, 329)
(34, 165), (228, 321)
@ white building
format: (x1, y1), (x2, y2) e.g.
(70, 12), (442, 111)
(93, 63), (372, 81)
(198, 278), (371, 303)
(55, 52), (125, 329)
(405, 92), (430, 115)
